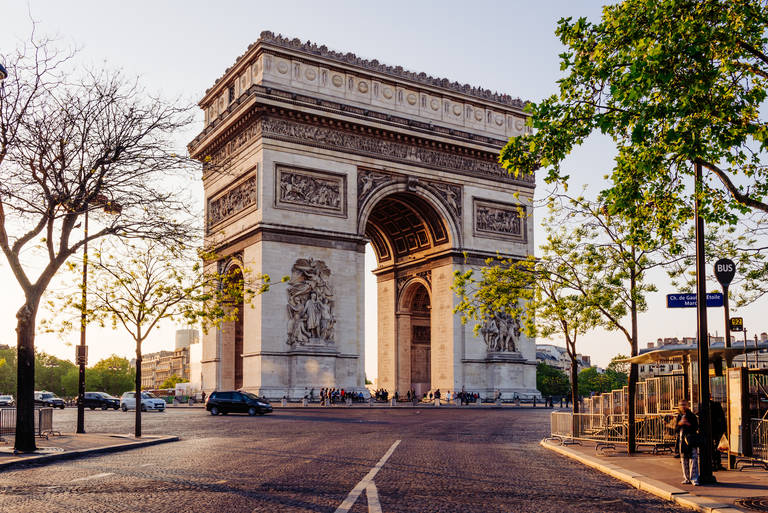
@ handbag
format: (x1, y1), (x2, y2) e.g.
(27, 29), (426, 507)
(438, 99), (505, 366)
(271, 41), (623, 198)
(717, 434), (730, 453)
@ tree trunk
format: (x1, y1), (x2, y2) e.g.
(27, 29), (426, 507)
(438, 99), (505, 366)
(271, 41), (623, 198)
(15, 299), (39, 452)
(135, 336), (142, 438)
(627, 255), (638, 454)
(570, 356), (579, 414)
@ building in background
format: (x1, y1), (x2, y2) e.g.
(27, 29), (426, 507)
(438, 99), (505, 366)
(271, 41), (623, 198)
(535, 344), (591, 374)
(139, 329), (200, 389)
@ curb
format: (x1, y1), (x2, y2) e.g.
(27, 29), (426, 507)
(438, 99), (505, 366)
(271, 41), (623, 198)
(539, 440), (739, 513)
(0, 435), (179, 470)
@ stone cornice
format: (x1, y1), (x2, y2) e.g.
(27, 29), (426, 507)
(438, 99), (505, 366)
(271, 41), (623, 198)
(190, 84), (512, 154)
(204, 31), (528, 110)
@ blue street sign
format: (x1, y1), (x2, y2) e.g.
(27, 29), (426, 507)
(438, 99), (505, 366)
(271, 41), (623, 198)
(666, 293), (724, 308)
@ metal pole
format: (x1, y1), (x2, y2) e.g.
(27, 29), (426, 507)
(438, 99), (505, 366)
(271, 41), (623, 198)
(755, 334), (760, 369)
(694, 160), (715, 483)
(76, 211), (88, 434)
(723, 285), (731, 349)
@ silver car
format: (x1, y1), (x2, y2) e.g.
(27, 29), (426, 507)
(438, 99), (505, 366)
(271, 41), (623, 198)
(120, 391), (166, 412)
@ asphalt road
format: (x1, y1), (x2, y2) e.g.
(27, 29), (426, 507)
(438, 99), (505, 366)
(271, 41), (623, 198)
(0, 407), (688, 512)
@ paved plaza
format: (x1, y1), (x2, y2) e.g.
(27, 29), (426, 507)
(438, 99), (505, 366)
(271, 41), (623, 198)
(0, 407), (687, 512)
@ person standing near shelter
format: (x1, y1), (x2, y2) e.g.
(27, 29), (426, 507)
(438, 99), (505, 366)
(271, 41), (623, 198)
(709, 396), (727, 470)
(676, 399), (700, 485)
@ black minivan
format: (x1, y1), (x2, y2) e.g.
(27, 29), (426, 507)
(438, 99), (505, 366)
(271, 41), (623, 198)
(206, 391), (273, 416)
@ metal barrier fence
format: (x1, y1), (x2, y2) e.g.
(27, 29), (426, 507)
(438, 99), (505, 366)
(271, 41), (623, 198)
(752, 418), (768, 462)
(548, 412), (677, 452)
(0, 408), (56, 438)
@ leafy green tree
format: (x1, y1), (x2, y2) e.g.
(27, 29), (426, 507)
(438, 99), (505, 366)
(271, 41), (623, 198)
(537, 363), (570, 397)
(607, 354), (630, 376)
(501, 0), (768, 226)
(91, 356), (134, 397)
(0, 347), (17, 395)
(454, 222), (602, 413)
(34, 352), (75, 397)
(160, 374), (188, 389)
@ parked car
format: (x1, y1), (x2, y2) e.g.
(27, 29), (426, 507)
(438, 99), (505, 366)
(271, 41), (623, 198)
(34, 391), (66, 409)
(206, 391), (272, 416)
(79, 392), (120, 410)
(0, 395), (14, 407)
(120, 391), (166, 412)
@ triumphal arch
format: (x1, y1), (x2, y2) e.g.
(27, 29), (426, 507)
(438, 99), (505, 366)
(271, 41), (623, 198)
(188, 32), (540, 400)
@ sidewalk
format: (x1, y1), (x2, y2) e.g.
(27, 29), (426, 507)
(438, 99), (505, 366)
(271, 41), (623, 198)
(541, 438), (768, 512)
(0, 433), (178, 469)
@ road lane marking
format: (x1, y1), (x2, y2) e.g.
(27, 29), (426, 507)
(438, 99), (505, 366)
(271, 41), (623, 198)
(366, 482), (382, 513)
(334, 439), (400, 513)
(71, 472), (114, 482)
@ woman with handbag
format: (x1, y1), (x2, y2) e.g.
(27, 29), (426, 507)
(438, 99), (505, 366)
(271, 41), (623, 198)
(676, 399), (700, 485)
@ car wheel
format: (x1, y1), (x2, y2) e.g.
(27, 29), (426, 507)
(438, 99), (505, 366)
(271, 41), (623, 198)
(121, 404), (128, 412)
(248, 407), (257, 416)
(113, 406), (119, 410)
(141, 404), (147, 412)
(60, 404), (65, 409)
(101, 405), (108, 410)
(89, 406), (95, 410)
(210, 406), (219, 416)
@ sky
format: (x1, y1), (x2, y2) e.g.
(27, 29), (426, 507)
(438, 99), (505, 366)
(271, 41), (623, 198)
(1, 0), (766, 378)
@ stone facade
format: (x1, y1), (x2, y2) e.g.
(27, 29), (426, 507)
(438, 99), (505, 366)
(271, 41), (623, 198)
(190, 32), (540, 400)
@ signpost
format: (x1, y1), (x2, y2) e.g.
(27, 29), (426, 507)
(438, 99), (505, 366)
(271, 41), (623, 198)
(729, 317), (743, 332)
(714, 258), (736, 349)
(666, 292), (723, 308)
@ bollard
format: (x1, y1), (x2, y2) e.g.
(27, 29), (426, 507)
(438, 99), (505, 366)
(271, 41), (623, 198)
(434, 398), (440, 407)
(369, 397), (373, 407)
(346, 397), (352, 407)
(475, 398), (481, 406)
(390, 397), (396, 407)
(281, 398), (287, 407)
(302, 398), (308, 407)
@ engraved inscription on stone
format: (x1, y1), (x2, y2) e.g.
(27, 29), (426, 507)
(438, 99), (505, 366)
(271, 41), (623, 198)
(480, 312), (521, 352)
(276, 166), (345, 216)
(287, 258), (336, 346)
(473, 199), (526, 242)
(207, 174), (258, 229)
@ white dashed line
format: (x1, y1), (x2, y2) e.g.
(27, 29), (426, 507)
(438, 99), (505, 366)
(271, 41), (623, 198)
(334, 439), (400, 513)
(71, 472), (114, 482)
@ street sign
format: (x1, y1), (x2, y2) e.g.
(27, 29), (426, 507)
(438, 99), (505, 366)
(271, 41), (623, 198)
(729, 317), (744, 332)
(76, 345), (88, 366)
(666, 292), (724, 308)
(714, 258), (736, 287)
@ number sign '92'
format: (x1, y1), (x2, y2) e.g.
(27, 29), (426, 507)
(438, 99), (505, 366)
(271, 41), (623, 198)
(729, 317), (744, 332)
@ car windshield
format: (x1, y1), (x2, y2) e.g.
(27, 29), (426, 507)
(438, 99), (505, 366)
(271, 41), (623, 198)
(141, 392), (156, 399)
(42, 393), (55, 399)
(0, 396), (11, 400)
(242, 392), (266, 402)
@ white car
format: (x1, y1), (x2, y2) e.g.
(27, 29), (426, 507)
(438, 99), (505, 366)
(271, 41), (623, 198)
(120, 391), (166, 412)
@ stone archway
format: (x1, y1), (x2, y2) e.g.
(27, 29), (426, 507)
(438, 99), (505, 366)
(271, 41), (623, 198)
(217, 263), (244, 391)
(192, 32), (542, 401)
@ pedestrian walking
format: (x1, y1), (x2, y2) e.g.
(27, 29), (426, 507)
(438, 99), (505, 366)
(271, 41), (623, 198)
(676, 399), (700, 485)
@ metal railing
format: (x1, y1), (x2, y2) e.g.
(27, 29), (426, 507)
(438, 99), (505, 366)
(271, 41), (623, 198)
(751, 418), (768, 462)
(0, 407), (57, 439)
(548, 412), (677, 452)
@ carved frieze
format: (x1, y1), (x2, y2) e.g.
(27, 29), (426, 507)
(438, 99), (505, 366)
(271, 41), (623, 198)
(275, 165), (347, 217)
(287, 258), (335, 346)
(473, 199), (527, 243)
(207, 174), (258, 229)
(481, 312), (521, 353)
(261, 117), (528, 185)
(423, 180), (462, 220)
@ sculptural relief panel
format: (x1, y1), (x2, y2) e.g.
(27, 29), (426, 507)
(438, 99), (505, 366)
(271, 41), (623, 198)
(286, 258), (336, 347)
(480, 312), (522, 353)
(207, 173), (258, 230)
(473, 198), (527, 243)
(275, 165), (347, 217)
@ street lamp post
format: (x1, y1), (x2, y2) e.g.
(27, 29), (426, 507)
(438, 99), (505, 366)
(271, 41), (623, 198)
(76, 211), (89, 434)
(694, 160), (715, 484)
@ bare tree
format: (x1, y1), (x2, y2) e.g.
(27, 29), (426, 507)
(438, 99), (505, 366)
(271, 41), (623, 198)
(0, 35), (196, 451)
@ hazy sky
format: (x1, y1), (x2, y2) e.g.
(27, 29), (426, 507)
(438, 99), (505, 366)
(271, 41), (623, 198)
(1, 1), (765, 377)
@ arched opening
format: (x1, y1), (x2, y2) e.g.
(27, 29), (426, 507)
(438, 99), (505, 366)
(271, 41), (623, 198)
(231, 267), (244, 390)
(402, 282), (431, 397)
(362, 191), (451, 396)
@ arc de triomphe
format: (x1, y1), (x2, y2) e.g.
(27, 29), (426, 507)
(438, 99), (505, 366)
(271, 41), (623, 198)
(188, 32), (540, 400)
